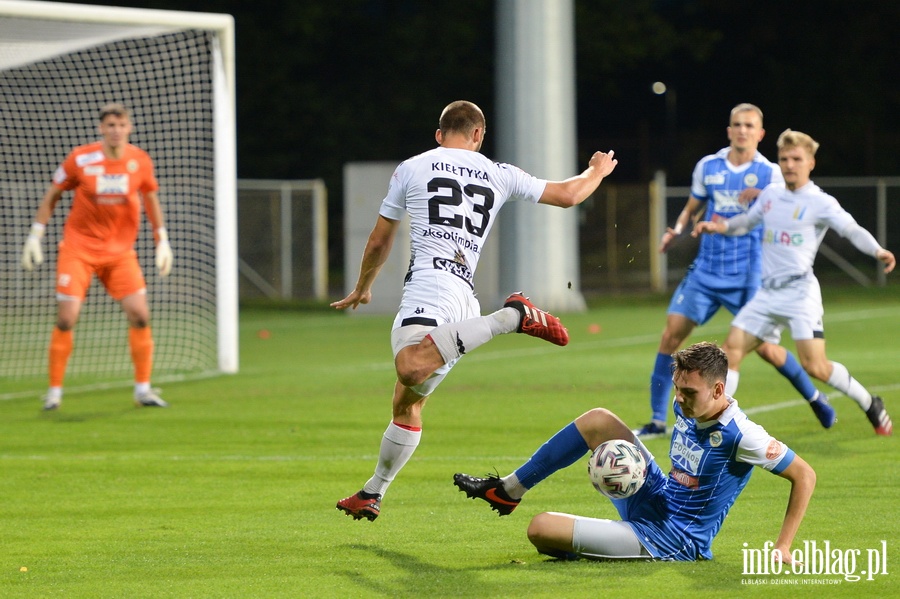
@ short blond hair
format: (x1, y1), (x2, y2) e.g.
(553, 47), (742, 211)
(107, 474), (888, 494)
(777, 129), (819, 157)
(730, 103), (764, 124)
(99, 102), (130, 121)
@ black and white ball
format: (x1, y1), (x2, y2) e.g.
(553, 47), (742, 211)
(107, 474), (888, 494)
(587, 439), (648, 499)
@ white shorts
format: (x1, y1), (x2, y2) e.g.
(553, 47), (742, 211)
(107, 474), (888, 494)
(389, 270), (481, 396)
(731, 277), (825, 344)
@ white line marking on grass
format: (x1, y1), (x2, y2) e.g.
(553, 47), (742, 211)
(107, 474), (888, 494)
(0, 370), (222, 402)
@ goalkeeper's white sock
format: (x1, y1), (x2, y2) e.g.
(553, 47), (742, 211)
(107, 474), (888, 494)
(362, 421), (422, 498)
(427, 307), (519, 364)
(45, 386), (62, 401)
(827, 361), (872, 411)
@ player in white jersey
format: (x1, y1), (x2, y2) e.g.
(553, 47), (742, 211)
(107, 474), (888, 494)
(455, 342), (815, 562)
(694, 129), (895, 436)
(635, 104), (825, 439)
(333, 100), (618, 520)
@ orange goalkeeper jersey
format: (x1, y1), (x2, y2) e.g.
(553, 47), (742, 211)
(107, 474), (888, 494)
(52, 142), (159, 259)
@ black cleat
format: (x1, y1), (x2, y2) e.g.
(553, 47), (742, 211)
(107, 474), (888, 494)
(865, 396), (893, 436)
(453, 473), (520, 516)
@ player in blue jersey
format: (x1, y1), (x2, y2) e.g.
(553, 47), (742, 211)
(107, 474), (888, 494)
(332, 100), (618, 521)
(635, 104), (830, 439)
(454, 342), (816, 562)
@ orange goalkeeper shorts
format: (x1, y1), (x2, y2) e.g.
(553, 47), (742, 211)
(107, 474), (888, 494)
(56, 242), (146, 302)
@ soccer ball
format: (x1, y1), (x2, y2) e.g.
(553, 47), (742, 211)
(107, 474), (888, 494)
(587, 439), (648, 499)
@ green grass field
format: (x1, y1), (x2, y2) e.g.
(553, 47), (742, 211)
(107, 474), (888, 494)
(2, 286), (898, 598)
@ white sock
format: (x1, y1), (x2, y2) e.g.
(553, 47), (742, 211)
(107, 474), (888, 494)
(725, 369), (740, 397)
(827, 361), (872, 411)
(134, 382), (151, 397)
(501, 473), (527, 500)
(427, 307), (519, 363)
(362, 422), (422, 498)
(46, 386), (62, 400)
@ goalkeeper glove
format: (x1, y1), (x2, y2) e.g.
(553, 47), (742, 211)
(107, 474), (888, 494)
(155, 228), (173, 277)
(21, 223), (45, 271)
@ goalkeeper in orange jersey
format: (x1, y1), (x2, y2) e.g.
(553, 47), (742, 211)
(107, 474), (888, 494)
(21, 103), (173, 410)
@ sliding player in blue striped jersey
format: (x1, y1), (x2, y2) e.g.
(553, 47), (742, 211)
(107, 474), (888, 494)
(635, 104), (830, 439)
(455, 342), (816, 562)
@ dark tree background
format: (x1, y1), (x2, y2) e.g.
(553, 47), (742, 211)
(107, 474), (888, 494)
(55, 0), (900, 273)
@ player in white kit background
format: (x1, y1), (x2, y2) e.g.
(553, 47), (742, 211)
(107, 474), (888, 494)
(693, 129), (895, 436)
(633, 104), (825, 439)
(332, 100), (618, 520)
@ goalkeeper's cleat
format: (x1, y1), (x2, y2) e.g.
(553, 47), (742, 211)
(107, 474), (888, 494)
(808, 394), (836, 429)
(503, 292), (569, 347)
(336, 491), (381, 521)
(865, 396), (892, 436)
(135, 388), (169, 408)
(42, 394), (61, 411)
(453, 473), (520, 516)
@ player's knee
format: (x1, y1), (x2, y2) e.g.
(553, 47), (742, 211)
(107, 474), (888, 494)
(55, 318), (75, 331)
(659, 329), (688, 352)
(578, 407), (616, 430)
(394, 351), (436, 388)
(527, 513), (554, 545)
(394, 363), (428, 388)
(801, 360), (830, 381)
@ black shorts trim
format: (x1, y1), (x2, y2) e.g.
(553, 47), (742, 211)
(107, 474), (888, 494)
(401, 317), (438, 328)
(813, 330), (825, 339)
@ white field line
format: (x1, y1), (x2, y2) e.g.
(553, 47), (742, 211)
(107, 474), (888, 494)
(3, 383), (899, 464)
(3, 306), (895, 399)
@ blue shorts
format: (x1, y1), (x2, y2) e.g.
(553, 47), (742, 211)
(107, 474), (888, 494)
(667, 268), (757, 326)
(610, 460), (702, 561)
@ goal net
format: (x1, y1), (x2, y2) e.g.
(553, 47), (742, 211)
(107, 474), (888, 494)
(0, 1), (237, 392)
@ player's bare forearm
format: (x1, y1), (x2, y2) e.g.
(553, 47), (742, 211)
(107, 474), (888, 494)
(143, 190), (166, 232)
(539, 150), (617, 208)
(773, 456), (816, 563)
(34, 185), (63, 224)
(661, 198), (703, 252)
(331, 215), (398, 310)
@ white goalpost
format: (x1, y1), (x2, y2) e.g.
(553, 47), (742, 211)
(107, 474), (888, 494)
(0, 0), (238, 387)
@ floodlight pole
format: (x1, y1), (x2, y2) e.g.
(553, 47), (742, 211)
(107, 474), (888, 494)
(494, 0), (585, 312)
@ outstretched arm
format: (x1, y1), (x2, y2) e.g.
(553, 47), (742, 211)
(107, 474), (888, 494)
(841, 223), (896, 274)
(772, 455), (816, 564)
(660, 196), (705, 252)
(539, 150), (618, 208)
(692, 213), (755, 238)
(331, 215), (400, 310)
